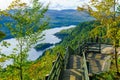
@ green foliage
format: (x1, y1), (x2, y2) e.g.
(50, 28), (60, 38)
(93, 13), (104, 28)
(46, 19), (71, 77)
(0, 20), (111, 79)
(0, 0), (49, 80)
(20, 21), (97, 79)
(92, 71), (115, 80)
(78, 0), (120, 73)
(27, 51), (56, 80)
(1, 0), (120, 79)
(0, 31), (5, 40)
(58, 21), (99, 49)
(0, 10), (6, 40)
(34, 43), (53, 51)
(118, 58), (120, 64)
(78, 0), (120, 45)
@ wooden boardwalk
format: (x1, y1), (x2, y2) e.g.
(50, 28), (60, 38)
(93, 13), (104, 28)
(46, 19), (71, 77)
(62, 44), (112, 80)
(87, 44), (112, 73)
(62, 55), (84, 80)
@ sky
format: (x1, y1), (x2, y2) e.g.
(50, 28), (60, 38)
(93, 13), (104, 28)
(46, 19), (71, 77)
(0, 0), (90, 10)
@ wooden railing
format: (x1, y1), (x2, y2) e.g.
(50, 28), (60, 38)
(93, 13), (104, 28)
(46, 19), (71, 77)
(75, 39), (88, 55)
(45, 37), (112, 80)
(76, 37), (110, 80)
(64, 47), (70, 69)
(45, 53), (64, 80)
(45, 47), (71, 80)
(76, 40), (90, 80)
(82, 50), (90, 80)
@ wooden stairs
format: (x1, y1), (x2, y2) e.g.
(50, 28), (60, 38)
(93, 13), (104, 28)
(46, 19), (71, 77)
(62, 55), (84, 80)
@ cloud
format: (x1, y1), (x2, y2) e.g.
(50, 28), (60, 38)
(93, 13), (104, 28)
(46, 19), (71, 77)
(0, 0), (13, 10)
(0, 0), (30, 10)
(0, 0), (90, 10)
(39, 0), (90, 10)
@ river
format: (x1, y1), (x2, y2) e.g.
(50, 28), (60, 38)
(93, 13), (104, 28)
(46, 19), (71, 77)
(0, 25), (76, 67)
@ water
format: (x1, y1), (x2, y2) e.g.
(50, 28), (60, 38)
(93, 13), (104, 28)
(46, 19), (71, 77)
(0, 25), (76, 67)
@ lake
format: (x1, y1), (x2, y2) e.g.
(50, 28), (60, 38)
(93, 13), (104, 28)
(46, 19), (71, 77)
(0, 25), (76, 67)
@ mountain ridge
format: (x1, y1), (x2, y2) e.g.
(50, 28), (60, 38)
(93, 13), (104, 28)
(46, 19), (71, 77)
(0, 9), (94, 39)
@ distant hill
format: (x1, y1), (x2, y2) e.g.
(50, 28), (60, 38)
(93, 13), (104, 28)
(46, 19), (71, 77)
(46, 9), (94, 28)
(0, 9), (94, 39)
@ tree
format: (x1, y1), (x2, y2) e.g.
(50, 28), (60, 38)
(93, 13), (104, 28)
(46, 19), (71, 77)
(0, 0), (48, 79)
(78, 0), (120, 73)
(0, 31), (5, 40)
(0, 11), (6, 40)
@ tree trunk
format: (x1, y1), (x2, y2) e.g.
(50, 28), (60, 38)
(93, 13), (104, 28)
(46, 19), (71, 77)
(20, 64), (23, 80)
(113, 0), (119, 74)
(114, 46), (119, 73)
(20, 44), (23, 80)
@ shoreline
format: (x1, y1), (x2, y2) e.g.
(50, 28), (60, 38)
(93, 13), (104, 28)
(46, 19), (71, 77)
(0, 25), (76, 67)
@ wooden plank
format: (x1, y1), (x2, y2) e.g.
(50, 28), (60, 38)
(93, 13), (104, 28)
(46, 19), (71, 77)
(70, 75), (76, 80)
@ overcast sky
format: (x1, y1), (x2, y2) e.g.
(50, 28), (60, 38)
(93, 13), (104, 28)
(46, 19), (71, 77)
(0, 0), (90, 10)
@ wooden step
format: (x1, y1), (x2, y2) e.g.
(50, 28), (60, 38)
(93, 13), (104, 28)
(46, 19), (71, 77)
(62, 69), (84, 80)
(67, 55), (82, 69)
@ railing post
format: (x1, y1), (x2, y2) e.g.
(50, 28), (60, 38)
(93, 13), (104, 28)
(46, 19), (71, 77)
(52, 60), (56, 79)
(45, 52), (65, 80)
(57, 53), (60, 56)
(99, 43), (101, 53)
(45, 74), (49, 80)
(86, 61), (89, 73)
(83, 50), (89, 80)
(78, 41), (80, 55)
(64, 47), (69, 69)
(60, 55), (64, 80)
(80, 46), (82, 56)
(52, 60), (56, 66)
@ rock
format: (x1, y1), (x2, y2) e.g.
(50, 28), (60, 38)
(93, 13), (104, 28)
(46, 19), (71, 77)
(101, 47), (114, 54)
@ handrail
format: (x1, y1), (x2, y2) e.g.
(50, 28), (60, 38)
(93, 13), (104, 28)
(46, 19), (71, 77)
(45, 37), (112, 80)
(82, 50), (89, 80)
(76, 39), (90, 80)
(76, 37), (111, 80)
(45, 46), (72, 80)
(75, 41), (87, 56)
(64, 47), (70, 69)
(45, 53), (64, 80)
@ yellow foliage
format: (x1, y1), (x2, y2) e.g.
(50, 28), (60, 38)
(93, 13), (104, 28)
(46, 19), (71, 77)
(27, 51), (57, 79)
(0, 57), (7, 62)
(7, 0), (26, 10)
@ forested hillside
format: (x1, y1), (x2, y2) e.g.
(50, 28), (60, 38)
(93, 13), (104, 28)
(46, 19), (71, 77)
(1, 0), (120, 80)
(0, 21), (97, 79)
(0, 10), (94, 40)
(25, 21), (99, 79)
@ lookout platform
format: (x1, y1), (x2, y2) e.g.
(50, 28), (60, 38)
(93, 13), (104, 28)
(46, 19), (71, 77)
(62, 43), (112, 80)
(45, 42), (113, 80)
